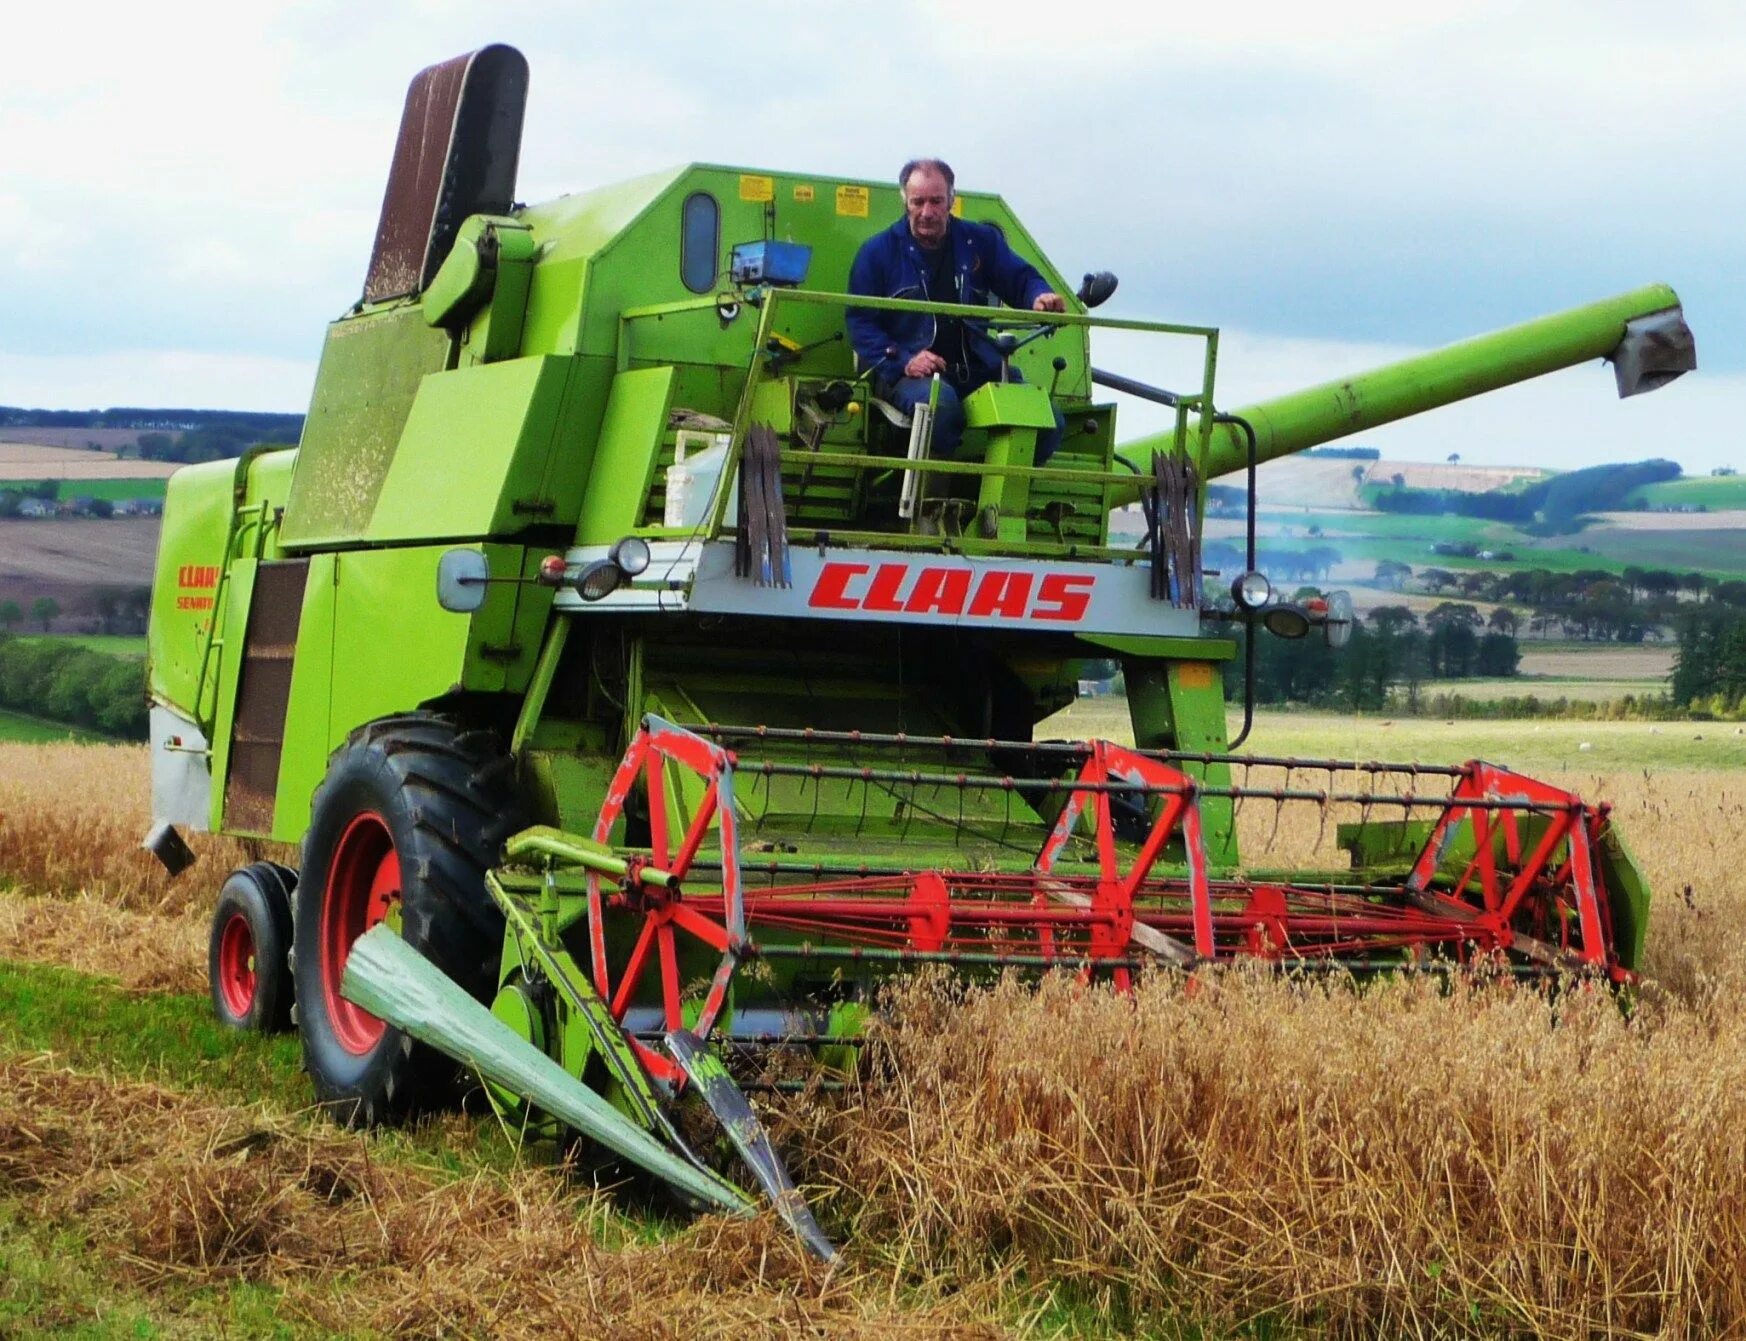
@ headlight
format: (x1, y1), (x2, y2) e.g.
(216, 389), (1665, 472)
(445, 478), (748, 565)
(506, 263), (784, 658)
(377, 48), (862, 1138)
(1231, 570), (1272, 611)
(1262, 604), (1311, 639)
(610, 536), (651, 577)
(574, 560), (624, 602)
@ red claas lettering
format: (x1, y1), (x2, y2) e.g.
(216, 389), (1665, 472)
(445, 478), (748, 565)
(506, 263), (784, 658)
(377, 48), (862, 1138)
(808, 561), (1093, 623)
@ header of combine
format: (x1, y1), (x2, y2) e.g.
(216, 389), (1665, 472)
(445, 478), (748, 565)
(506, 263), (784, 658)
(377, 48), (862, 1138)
(145, 44), (1692, 1257)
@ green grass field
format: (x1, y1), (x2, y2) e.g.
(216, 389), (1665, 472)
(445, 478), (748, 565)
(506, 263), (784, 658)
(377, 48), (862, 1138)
(0, 477), (167, 502)
(11, 634), (146, 659)
(1049, 702), (1746, 773)
(1625, 475), (1746, 510)
(1259, 505), (1746, 581)
(1414, 676), (1666, 703)
(0, 709), (103, 744)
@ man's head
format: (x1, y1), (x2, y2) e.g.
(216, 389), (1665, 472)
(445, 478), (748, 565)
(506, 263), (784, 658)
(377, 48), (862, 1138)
(899, 158), (954, 250)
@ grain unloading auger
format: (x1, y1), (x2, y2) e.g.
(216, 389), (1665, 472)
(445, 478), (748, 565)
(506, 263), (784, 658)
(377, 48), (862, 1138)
(142, 44), (1689, 1256)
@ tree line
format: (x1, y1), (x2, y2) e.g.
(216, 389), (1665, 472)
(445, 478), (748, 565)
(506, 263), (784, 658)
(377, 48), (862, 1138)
(1382, 560), (1746, 644)
(1671, 609), (1746, 715)
(1226, 602), (1520, 711)
(0, 637), (148, 739)
(1370, 458), (1682, 532)
(1, 406), (302, 435)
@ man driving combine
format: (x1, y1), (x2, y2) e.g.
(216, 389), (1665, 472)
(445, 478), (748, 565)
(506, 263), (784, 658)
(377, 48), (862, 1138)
(847, 158), (1065, 463)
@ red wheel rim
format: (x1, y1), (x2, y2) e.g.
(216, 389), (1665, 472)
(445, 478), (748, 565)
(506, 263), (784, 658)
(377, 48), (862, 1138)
(216, 911), (257, 1018)
(589, 721), (742, 1087)
(322, 812), (401, 1055)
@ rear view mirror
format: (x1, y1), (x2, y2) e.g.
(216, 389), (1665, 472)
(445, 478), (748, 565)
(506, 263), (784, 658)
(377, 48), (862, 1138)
(1077, 271), (1118, 308)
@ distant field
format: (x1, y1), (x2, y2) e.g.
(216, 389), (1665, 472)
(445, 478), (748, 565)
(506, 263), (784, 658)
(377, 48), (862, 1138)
(0, 428), (167, 452)
(1416, 677), (1664, 703)
(0, 709), (102, 744)
(0, 517), (160, 586)
(1256, 512), (1746, 582)
(1590, 508), (1746, 532)
(0, 441), (178, 481)
(1517, 645), (1674, 679)
(1626, 475), (1746, 510)
(0, 477), (168, 501)
(1361, 461), (1549, 493)
(1253, 456), (1372, 509)
(1049, 702), (1745, 773)
(12, 634), (147, 658)
(1564, 527), (1746, 574)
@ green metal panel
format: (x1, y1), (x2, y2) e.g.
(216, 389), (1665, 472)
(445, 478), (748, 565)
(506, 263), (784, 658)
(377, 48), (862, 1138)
(366, 356), (572, 542)
(574, 366), (675, 543)
(543, 164), (1079, 389)
(1596, 825), (1651, 973)
(1125, 658), (1238, 866)
(147, 459), (240, 724)
(280, 304), (454, 549)
(205, 557), (258, 833)
(964, 383), (1058, 431)
(1083, 633), (1238, 663)
(270, 552), (336, 843)
(491, 546), (553, 693)
(522, 746), (619, 835)
(326, 544), (523, 741)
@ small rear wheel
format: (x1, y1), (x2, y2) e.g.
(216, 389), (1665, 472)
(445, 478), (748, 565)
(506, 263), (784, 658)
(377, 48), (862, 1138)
(208, 863), (296, 1032)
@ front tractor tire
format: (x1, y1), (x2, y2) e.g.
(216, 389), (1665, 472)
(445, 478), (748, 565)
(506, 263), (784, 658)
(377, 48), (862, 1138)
(293, 713), (524, 1127)
(209, 862), (297, 1032)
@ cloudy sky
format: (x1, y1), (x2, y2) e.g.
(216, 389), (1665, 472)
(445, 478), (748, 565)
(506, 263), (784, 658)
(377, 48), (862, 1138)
(2, 0), (1739, 471)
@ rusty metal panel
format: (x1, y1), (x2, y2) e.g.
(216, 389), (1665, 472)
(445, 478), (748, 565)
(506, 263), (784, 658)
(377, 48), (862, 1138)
(224, 560), (310, 834)
(363, 44), (528, 305)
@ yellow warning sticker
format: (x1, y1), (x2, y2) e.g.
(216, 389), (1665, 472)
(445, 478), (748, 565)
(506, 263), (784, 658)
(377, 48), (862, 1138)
(835, 184), (870, 218)
(1176, 662), (1216, 690)
(739, 174), (774, 203)
(951, 196), (964, 217)
(793, 183), (815, 204)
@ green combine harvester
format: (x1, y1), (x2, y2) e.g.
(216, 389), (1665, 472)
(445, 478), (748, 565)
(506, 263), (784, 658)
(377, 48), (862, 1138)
(145, 46), (1693, 1253)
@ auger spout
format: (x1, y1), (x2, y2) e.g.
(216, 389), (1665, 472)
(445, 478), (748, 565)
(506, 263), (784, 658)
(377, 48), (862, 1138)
(1112, 283), (1694, 499)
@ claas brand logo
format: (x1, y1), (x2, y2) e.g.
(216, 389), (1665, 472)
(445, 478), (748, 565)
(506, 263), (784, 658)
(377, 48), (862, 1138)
(808, 561), (1094, 622)
(175, 564), (220, 611)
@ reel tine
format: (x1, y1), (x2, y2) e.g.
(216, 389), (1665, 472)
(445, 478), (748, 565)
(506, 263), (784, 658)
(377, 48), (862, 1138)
(1264, 763), (1291, 853)
(753, 765), (774, 834)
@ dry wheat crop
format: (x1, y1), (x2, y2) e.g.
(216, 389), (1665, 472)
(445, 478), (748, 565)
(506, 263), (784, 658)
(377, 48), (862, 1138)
(0, 741), (287, 990)
(6, 741), (1746, 1336)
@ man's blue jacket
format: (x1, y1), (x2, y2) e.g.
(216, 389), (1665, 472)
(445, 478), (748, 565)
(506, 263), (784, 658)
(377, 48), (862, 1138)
(847, 216), (1053, 385)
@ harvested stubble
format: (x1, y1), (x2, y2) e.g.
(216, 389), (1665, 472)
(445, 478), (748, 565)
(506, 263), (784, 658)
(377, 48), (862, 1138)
(0, 1054), (1001, 1339)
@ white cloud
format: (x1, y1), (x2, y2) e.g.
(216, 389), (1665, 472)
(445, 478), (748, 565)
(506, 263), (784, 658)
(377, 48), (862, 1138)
(0, 0), (1737, 466)
(0, 351), (314, 414)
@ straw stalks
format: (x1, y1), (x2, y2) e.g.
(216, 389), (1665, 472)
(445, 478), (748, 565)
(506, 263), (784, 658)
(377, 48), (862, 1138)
(6, 741), (1746, 1335)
